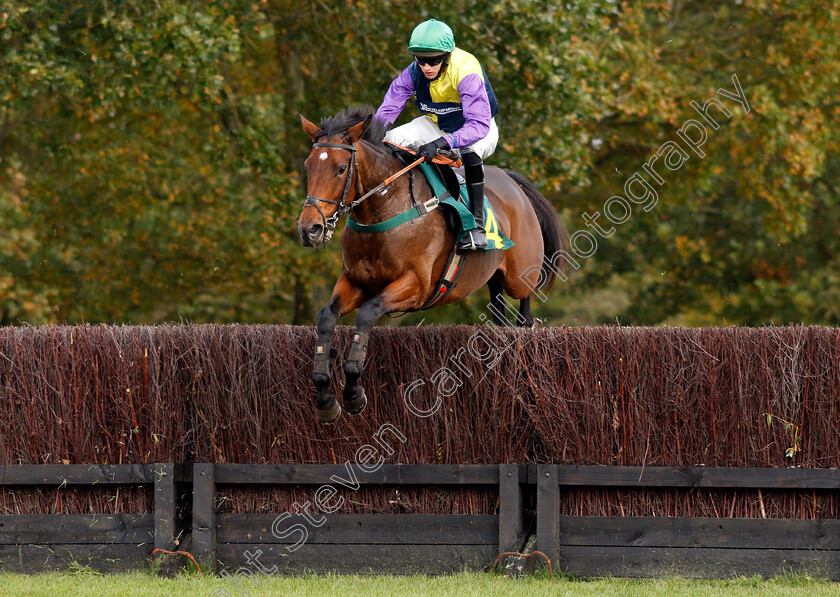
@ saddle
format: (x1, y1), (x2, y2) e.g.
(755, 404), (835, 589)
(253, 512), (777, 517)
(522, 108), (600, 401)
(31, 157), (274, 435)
(388, 144), (464, 231)
(386, 143), (514, 251)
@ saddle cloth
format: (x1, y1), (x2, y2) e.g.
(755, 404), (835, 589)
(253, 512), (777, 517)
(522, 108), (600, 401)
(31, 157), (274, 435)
(417, 162), (514, 251)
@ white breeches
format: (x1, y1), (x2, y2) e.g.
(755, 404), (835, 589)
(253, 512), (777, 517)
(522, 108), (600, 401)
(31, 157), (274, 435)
(384, 115), (499, 161)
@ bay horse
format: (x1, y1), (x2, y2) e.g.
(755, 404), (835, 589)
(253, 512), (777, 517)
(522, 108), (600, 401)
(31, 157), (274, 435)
(297, 106), (568, 423)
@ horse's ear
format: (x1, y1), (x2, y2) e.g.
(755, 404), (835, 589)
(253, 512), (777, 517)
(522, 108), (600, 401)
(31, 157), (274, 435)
(346, 114), (373, 143)
(300, 114), (322, 141)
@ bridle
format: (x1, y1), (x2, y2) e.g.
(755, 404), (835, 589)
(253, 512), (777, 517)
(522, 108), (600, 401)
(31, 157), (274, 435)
(303, 141), (362, 237)
(303, 139), (429, 244)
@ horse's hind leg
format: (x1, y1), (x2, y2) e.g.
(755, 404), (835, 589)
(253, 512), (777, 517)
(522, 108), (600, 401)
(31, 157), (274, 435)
(313, 274), (366, 424)
(488, 275), (509, 326)
(488, 274), (532, 327)
(519, 296), (534, 327)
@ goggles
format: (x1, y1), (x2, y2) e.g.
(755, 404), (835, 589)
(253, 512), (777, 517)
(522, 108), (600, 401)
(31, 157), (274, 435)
(413, 54), (446, 67)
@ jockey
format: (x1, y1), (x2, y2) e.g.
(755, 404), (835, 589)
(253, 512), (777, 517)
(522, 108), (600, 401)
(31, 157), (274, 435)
(375, 19), (499, 251)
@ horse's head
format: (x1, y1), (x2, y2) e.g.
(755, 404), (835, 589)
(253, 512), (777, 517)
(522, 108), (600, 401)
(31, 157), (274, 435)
(297, 113), (371, 247)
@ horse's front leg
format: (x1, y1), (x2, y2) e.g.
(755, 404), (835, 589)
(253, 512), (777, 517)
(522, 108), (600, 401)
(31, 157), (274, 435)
(314, 273), (366, 424)
(343, 274), (421, 415)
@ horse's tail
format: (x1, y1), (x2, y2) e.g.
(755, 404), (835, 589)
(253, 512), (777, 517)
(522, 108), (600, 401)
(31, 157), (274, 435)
(503, 169), (569, 295)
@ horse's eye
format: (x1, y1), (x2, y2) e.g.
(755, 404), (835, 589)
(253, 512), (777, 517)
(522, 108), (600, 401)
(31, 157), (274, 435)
(337, 165), (348, 176)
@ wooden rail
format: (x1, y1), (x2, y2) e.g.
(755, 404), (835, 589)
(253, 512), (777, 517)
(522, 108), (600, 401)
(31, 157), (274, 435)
(536, 464), (840, 579)
(1, 463), (839, 578)
(0, 464), (176, 573)
(192, 463), (528, 575)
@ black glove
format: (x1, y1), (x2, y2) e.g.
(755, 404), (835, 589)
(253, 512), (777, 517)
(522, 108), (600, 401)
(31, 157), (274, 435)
(416, 137), (450, 163)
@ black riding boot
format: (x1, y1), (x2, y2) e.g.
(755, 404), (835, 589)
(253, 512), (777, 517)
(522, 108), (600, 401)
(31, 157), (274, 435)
(457, 151), (488, 251)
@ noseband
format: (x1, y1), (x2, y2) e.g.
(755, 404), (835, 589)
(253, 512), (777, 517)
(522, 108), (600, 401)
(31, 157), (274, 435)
(304, 142), (362, 237)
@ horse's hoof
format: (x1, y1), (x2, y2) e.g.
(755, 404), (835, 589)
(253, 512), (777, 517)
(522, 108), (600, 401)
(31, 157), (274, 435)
(316, 398), (342, 424)
(343, 387), (368, 416)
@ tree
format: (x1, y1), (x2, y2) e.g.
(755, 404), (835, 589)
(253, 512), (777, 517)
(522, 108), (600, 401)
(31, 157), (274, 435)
(0, 1), (837, 326)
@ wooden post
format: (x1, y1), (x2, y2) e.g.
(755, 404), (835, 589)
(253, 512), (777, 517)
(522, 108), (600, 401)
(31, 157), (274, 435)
(192, 463), (216, 570)
(536, 464), (559, 569)
(498, 464), (523, 553)
(154, 463), (176, 553)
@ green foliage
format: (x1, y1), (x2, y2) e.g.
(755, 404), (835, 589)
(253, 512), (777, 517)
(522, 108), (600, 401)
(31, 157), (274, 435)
(763, 413), (803, 459)
(554, 0), (840, 326)
(0, 0), (837, 325)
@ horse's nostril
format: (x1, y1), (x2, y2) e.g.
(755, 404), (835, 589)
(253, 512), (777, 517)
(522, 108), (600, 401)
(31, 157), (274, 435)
(308, 224), (324, 240)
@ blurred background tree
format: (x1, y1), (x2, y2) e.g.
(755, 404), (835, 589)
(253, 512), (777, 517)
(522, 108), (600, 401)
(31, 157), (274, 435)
(0, 0), (836, 326)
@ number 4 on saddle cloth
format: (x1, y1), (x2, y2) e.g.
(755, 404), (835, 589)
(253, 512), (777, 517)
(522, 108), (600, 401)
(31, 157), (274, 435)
(345, 149), (514, 251)
(416, 162), (515, 251)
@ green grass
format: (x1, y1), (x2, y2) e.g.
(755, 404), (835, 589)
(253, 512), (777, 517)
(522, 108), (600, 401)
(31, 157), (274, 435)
(1, 571), (839, 597)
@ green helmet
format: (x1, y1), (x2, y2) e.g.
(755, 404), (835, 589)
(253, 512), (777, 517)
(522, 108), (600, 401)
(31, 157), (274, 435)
(408, 19), (455, 54)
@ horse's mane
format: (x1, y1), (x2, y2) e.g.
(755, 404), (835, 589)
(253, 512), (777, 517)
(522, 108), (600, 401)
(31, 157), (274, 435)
(318, 106), (387, 145)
